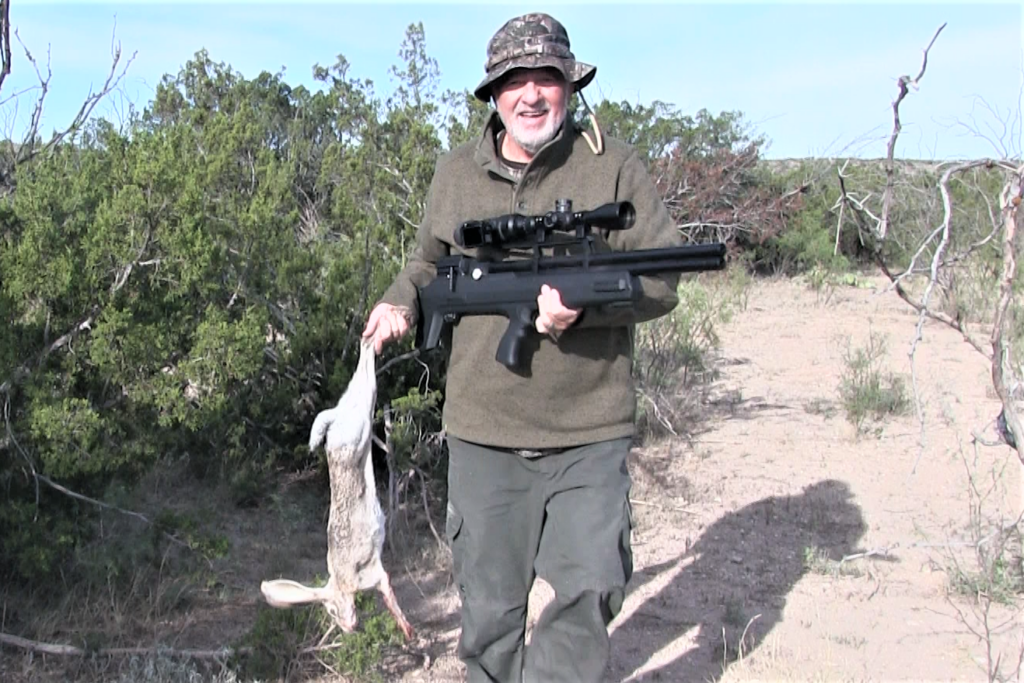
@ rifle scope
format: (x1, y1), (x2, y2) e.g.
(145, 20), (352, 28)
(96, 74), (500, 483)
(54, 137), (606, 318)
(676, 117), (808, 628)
(454, 199), (635, 249)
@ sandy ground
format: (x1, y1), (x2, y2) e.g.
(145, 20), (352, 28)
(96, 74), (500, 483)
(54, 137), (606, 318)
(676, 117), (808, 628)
(388, 273), (1023, 683)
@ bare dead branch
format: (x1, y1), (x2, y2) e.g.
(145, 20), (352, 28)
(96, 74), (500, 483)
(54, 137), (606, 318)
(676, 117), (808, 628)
(930, 185), (1002, 270)
(912, 22), (947, 86)
(5, 18), (137, 183)
(110, 223), (154, 295)
(989, 166), (1024, 468)
(952, 94), (1024, 160)
(415, 468), (445, 548)
(836, 21), (1024, 538)
(878, 22), (947, 242)
(833, 162), (850, 255)
(0, 631), (251, 659)
(36, 473), (147, 526)
(4, 430), (193, 550)
(12, 28), (49, 157)
(903, 162), (982, 467)
(862, 161), (1018, 366)
(887, 161), (993, 291)
(838, 24), (1014, 484)
(0, 0), (10, 94)
(0, 309), (98, 396)
(375, 348), (421, 376)
(840, 544), (899, 564)
(637, 388), (678, 437)
(4, 394), (39, 514)
(0, 199), (169, 395)
(4, 389), (195, 552)
(383, 407), (398, 551)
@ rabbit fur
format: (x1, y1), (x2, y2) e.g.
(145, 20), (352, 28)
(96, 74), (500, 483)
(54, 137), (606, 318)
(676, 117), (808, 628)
(260, 337), (414, 641)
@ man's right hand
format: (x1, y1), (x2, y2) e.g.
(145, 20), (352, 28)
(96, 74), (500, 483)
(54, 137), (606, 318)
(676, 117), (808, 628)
(362, 303), (413, 354)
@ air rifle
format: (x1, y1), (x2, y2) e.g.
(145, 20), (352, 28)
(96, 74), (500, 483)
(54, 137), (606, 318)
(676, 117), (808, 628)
(414, 199), (727, 370)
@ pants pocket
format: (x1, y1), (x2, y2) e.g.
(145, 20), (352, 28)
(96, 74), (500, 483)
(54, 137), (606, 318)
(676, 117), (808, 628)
(446, 500), (466, 589)
(446, 500), (464, 544)
(621, 496), (635, 585)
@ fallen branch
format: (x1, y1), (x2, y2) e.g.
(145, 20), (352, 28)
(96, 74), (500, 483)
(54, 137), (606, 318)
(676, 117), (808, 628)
(32, 471), (192, 551)
(4, 394), (193, 550)
(841, 544), (899, 564)
(629, 498), (700, 515)
(0, 632), (252, 660)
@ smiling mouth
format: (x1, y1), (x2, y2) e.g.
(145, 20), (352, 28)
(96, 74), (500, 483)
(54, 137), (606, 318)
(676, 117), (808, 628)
(518, 110), (548, 121)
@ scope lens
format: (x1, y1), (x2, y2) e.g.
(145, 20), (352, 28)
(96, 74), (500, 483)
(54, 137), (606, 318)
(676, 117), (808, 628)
(457, 223), (483, 248)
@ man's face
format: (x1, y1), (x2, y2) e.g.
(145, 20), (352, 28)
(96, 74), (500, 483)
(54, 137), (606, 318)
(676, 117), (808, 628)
(493, 67), (569, 157)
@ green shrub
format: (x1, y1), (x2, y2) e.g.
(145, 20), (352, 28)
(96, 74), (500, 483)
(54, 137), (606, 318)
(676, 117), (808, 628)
(837, 332), (911, 432)
(633, 273), (746, 441)
(235, 591), (401, 682)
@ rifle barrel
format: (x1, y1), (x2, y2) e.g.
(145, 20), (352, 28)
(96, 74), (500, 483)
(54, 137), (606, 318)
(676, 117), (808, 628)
(481, 243), (727, 275)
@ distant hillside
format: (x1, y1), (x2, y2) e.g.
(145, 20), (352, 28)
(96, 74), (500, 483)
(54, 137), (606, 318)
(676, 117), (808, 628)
(757, 157), (989, 177)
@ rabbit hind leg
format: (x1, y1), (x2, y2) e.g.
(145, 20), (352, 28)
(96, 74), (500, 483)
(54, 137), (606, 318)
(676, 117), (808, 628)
(377, 571), (415, 641)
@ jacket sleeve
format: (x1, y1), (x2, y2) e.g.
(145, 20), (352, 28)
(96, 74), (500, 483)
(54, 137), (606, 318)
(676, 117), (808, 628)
(376, 160), (450, 326)
(572, 149), (683, 329)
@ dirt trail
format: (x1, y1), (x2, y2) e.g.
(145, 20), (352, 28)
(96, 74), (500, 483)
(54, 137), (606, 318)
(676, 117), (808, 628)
(394, 273), (1022, 683)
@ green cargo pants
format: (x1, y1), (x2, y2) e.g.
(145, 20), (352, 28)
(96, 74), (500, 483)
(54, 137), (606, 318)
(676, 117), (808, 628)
(445, 435), (635, 683)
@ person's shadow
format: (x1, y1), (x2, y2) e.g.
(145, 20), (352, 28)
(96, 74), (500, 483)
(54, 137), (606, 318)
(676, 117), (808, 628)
(607, 479), (867, 682)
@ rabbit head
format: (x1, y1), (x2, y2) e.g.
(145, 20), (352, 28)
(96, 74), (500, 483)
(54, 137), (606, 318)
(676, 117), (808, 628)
(260, 579), (358, 632)
(308, 337), (377, 456)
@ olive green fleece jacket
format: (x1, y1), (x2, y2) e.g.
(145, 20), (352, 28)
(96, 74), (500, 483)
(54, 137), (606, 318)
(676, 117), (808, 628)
(378, 111), (684, 449)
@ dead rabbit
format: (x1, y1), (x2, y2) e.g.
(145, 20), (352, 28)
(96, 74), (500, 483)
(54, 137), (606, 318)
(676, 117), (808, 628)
(260, 337), (415, 641)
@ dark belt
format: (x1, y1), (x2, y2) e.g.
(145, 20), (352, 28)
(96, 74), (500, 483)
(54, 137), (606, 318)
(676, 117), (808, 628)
(498, 446), (568, 458)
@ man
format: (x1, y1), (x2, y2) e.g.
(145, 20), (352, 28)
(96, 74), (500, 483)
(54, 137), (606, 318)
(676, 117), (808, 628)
(362, 12), (684, 682)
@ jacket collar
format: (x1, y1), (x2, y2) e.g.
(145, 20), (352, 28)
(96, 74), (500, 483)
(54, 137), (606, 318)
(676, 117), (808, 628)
(473, 110), (576, 182)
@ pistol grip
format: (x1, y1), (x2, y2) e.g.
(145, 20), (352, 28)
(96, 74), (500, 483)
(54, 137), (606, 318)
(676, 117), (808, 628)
(495, 304), (535, 369)
(418, 310), (448, 351)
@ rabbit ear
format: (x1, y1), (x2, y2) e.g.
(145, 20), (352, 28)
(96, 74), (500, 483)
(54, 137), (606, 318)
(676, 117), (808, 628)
(308, 408), (336, 452)
(261, 579), (333, 607)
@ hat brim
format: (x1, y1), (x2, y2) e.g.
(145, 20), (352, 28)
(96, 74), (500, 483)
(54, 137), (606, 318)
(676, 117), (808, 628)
(473, 55), (596, 102)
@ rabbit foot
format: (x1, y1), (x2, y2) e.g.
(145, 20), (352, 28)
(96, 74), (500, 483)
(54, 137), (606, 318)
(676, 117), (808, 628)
(378, 572), (415, 641)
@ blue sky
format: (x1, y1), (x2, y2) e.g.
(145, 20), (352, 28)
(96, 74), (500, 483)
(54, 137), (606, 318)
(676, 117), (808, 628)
(3, 1), (1022, 160)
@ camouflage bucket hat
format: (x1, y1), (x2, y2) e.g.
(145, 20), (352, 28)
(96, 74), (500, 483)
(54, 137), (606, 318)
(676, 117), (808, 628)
(473, 12), (596, 103)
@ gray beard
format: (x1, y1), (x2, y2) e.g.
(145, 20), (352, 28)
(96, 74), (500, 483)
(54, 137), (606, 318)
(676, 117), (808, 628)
(499, 107), (566, 155)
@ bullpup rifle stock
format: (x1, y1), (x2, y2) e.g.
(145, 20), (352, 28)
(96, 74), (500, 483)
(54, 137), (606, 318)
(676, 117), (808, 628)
(415, 199), (727, 370)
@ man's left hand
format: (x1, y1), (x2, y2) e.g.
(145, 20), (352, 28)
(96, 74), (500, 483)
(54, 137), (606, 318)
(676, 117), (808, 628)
(535, 284), (581, 335)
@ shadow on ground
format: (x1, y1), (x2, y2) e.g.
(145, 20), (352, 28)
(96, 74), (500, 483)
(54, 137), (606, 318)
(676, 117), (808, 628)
(606, 479), (867, 682)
